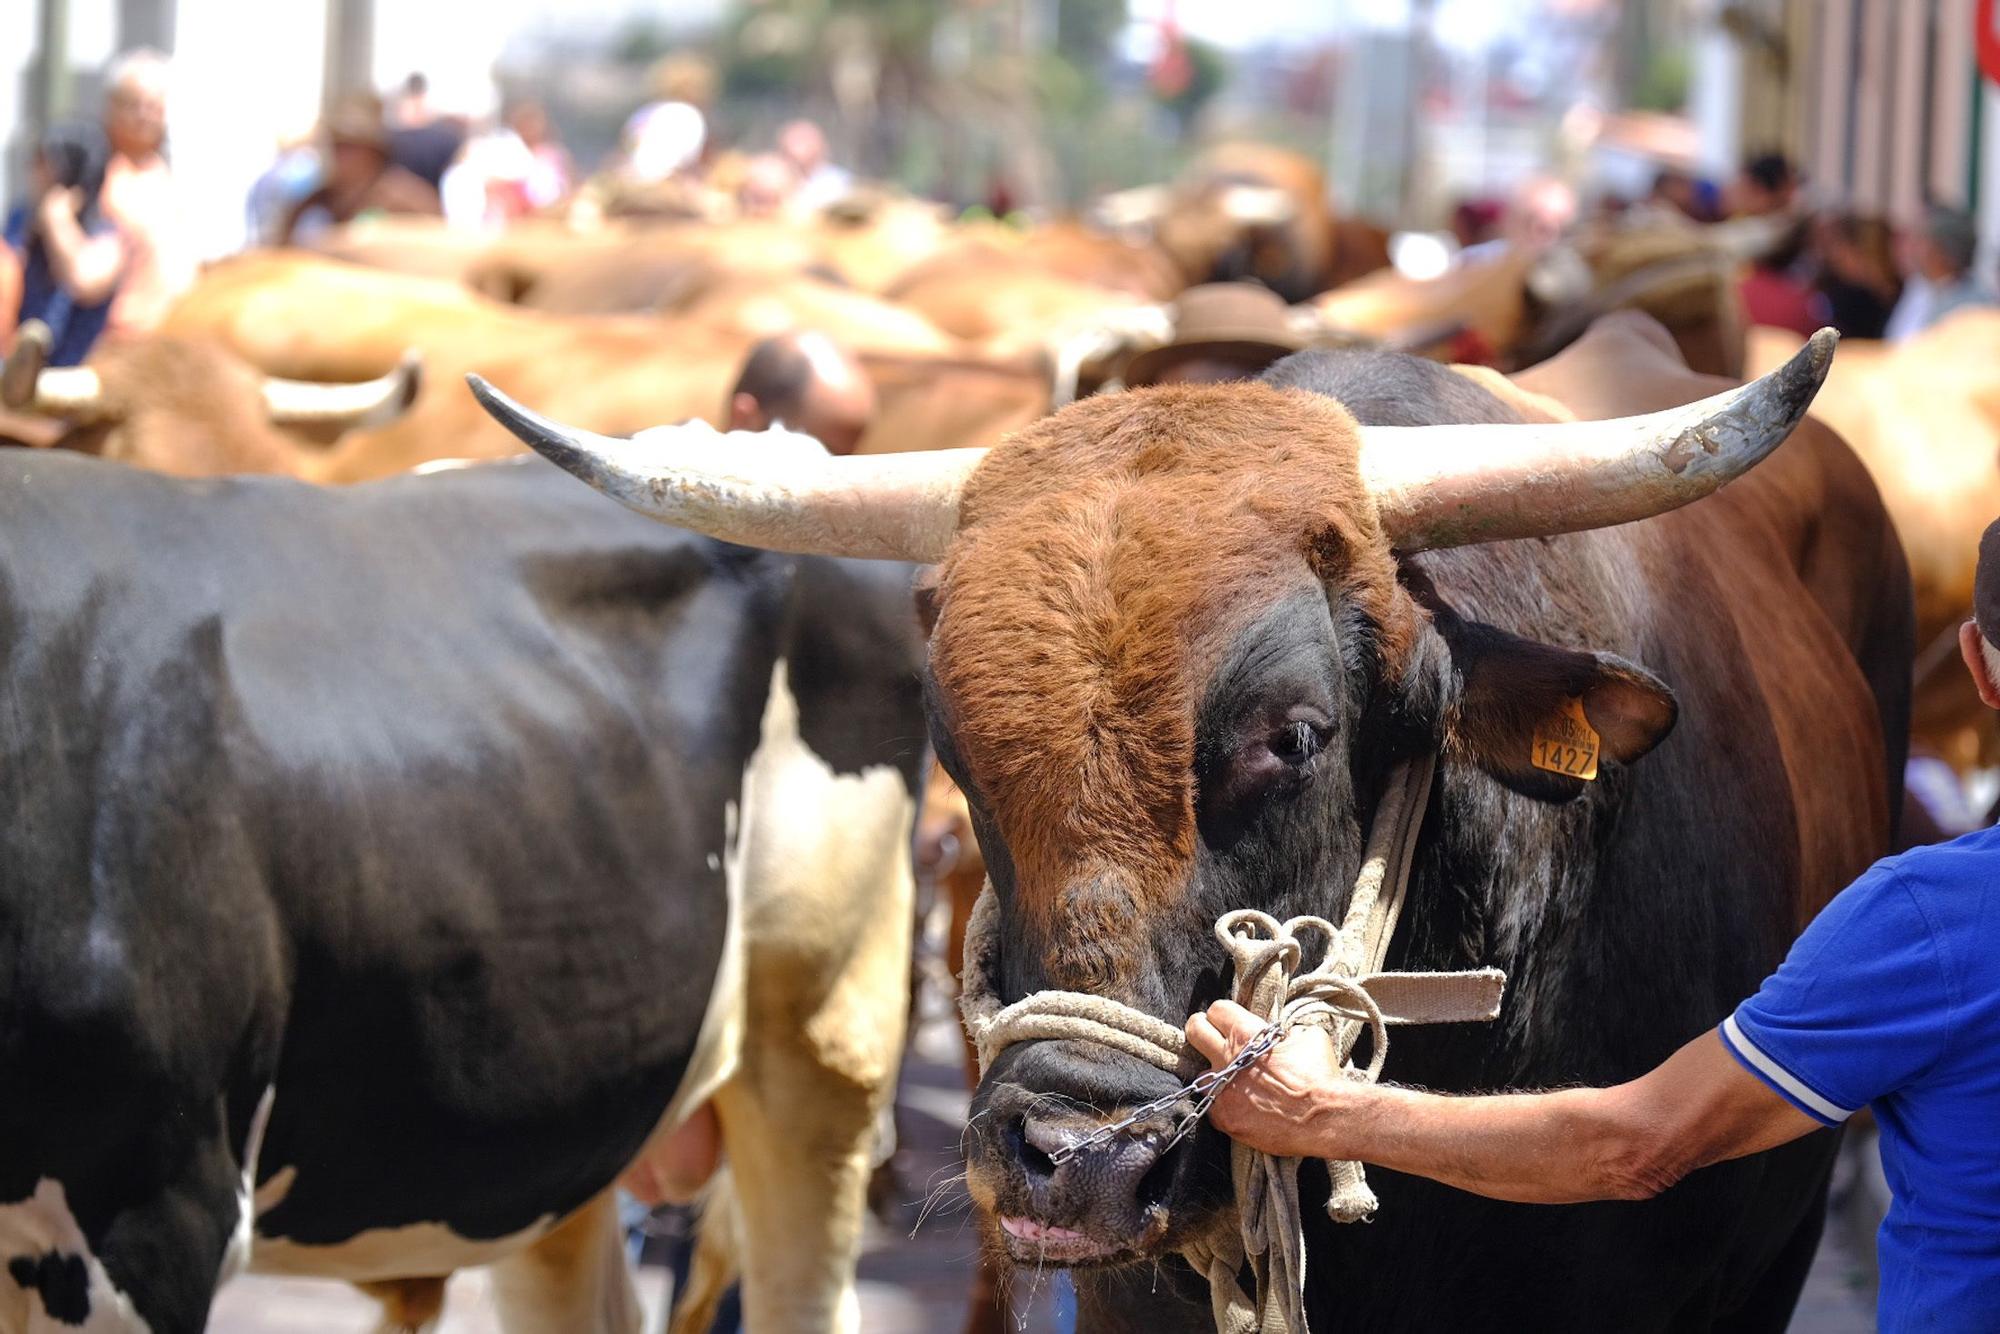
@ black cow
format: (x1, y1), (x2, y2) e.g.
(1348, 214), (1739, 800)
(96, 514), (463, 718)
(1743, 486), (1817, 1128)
(0, 451), (924, 1332)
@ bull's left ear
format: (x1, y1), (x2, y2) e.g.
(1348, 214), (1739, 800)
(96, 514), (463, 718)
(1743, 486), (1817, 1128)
(1429, 607), (1678, 802)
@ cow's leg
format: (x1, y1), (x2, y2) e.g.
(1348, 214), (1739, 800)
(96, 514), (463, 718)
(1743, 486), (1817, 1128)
(2, 1129), (242, 1334)
(487, 1191), (640, 1334)
(711, 1040), (883, 1334)
(665, 1171), (741, 1334)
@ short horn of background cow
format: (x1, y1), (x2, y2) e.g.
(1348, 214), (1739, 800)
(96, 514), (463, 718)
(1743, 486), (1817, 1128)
(2, 320), (113, 423)
(262, 351), (423, 429)
(1361, 326), (1837, 551)
(466, 373), (985, 562)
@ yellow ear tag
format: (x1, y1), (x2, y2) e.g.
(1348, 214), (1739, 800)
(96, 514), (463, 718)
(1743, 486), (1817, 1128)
(1531, 697), (1600, 780)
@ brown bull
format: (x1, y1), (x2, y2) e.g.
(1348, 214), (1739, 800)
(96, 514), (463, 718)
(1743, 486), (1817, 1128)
(1144, 143), (1387, 301)
(1317, 221), (1755, 377)
(472, 310), (1908, 1333)
(1750, 312), (2000, 774)
(163, 253), (1047, 479)
(0, 321), (418, 476)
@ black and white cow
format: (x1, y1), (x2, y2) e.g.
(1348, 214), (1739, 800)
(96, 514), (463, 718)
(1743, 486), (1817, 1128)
(0, 450), (925, 1333)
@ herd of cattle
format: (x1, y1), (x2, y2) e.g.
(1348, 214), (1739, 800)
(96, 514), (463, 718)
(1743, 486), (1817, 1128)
(0, 141), (1990, 1334)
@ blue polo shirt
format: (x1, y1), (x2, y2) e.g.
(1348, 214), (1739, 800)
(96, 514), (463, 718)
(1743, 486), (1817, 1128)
(1718, 825), (2000, 1332)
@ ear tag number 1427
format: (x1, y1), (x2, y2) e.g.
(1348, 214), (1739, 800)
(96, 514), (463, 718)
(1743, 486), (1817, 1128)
(1532, 697), (1600, 781)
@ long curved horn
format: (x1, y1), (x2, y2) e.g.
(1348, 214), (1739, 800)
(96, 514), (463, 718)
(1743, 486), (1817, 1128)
(465, 376), (984, 562)
(2, 320), (109, 420)
(1361, 327), (1837, 551)
(264, 353), (422, 429)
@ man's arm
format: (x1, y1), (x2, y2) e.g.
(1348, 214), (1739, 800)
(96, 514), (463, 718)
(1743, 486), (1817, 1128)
(1187, 1001), (1825, 1205)
(36, 189), (124, 305)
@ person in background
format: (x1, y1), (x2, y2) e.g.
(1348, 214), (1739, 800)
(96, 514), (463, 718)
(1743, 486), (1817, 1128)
(734, 153), (800, 219)
(1815, 212), (1902, 340)
(1727, 151), (1799, 219)
(506, 101), (572, 212)
(279, 94), (441, 245)
(1737, 217), (1825, 338)
(1886, 206), (1996, 342)
(15, 50), (190, 355)
(777, 120), (853, 211)
(387, 73), (465, 194)
(621, 55), (714, 185)
(4, 122), (114, 365)
(245, 120), (324, 247)
(726, 330), (876, 456)
(1192, 518), (2000, 1333)
(1122, 283), (1304, 388)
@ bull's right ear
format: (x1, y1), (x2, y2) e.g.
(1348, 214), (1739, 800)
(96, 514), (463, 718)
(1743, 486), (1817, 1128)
(1422, 596), (1678, 803)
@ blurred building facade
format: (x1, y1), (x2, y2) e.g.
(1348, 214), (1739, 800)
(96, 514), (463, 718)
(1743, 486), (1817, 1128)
(1695, 0), (1997, 238)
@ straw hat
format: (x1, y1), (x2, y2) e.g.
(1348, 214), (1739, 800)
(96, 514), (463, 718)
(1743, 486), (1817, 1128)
(1123, 282), (1305, 387)
(324, 93), (390, 153)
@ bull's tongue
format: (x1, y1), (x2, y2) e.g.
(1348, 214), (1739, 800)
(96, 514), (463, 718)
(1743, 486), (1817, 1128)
(999, 1215), (1089, 1244)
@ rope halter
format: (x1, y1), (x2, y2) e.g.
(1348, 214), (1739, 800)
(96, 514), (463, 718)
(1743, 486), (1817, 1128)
(959, 753), (1508, 1334)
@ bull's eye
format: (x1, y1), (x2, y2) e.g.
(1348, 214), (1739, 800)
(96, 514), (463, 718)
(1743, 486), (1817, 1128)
(1271, 719), (1324, 766)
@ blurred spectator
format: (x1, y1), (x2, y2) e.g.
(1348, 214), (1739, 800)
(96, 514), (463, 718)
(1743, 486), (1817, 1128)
(246, 122), (323, 247)
(1123, 283), (1303, 388)
(1451, 199), (1504, 250)
(278, 94), (441, 245)
(1727, 151), (1799, 219)
(1645, 167), (1716, 224)
(727, 331), (875, 456)
(735, 153), (801, 219)
(441, 105), (571, 230)
(387, 73), (465, 193)
(5, 122), (113, 365)
(507, 102), (573, 211)
(778, 120), (853, 211)
(1815, 213), (1902, 340)
(1737, 218), (1825, 338)
(11, 50), (191, 357)
(622, 56), (714, 185)
(1886, 206), (1996, 342)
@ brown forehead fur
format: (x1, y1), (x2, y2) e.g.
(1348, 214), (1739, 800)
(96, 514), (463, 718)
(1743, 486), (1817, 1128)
(930, 382), (1412, 928)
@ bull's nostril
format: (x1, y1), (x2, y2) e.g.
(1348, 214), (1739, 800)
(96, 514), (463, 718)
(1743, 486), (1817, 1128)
(1135, 1136), (1180, 1212)
(1010, 1117), (1056, 1180)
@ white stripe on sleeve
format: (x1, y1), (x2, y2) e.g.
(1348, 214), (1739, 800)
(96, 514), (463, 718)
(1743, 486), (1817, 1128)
(1721, 1014), (1855, 1123)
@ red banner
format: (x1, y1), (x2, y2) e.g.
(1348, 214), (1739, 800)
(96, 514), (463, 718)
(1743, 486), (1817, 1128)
(1983, 0), (2000, 86)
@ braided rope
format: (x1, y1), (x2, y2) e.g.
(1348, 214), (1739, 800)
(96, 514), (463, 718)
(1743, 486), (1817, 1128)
(959, 754), (1507, 1334)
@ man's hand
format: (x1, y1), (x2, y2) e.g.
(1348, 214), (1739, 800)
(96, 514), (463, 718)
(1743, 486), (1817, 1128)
(35, 187), (84, 238)
(1186, 1000), (1355, 1159)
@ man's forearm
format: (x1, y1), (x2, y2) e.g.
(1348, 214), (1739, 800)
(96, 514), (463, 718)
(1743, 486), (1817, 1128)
(1313, 1080), (1675, 1205)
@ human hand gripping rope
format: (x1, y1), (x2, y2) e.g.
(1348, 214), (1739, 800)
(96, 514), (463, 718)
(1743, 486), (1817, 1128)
(959, 754), (1508, 1334)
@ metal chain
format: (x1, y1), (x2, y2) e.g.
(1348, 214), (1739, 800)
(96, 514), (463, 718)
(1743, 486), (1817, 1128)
(1048, 1016), (1291, 1165)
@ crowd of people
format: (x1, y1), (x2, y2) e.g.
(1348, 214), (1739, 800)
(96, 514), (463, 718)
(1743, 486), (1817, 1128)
(0, 51), (862, 368)
(1665, 152), (1993, 343)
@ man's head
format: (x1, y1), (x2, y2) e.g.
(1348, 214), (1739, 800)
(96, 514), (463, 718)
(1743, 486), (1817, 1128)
(1960, 519), (2000, 710)
(1915, 207), (1980, 285)
(726, 331), (874, 455)
(777, 120), (829, 176)
(1729, 152), (1796, 217)
(1122, 283), (1303, 388)
(102, 49), (169, 160)
(323, 94), (392, 190)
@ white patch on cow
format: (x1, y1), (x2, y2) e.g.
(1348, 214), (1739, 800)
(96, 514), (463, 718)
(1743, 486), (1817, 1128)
(0, 1179), (152, 1332)
(216, 1085), (277, 1290)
